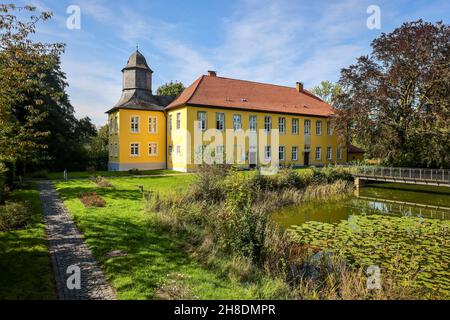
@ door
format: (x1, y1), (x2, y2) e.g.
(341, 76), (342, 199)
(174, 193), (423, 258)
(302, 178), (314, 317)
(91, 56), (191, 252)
(304, 152), (310, 166)
(249, 145), (257, 168)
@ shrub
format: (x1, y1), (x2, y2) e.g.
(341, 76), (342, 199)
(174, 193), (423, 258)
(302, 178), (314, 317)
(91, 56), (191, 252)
(0, 201), (32, 231)
(189, 165), (231, 203)
(0, 172), (6, 204)
(90, 176), (113, 188)
(31, 169), (49, 179)
(128, 168), (141, 175)
(78, 192), (106, 207)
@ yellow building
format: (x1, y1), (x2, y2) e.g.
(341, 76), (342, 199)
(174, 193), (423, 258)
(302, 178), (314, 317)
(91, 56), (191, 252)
(107, 51), (349, 172)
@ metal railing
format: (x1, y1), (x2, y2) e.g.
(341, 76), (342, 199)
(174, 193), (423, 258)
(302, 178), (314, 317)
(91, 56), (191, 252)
(354, 166), (450, 184)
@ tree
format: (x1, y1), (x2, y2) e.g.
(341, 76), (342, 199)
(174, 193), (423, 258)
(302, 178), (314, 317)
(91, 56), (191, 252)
(156, 81), (185, 96)
(310, 81), (342, 105)
(0, 4), (64, 178)
(87, 125), (109, 170)
(334, 20), (450, 168)
(0, 5), (99, 175)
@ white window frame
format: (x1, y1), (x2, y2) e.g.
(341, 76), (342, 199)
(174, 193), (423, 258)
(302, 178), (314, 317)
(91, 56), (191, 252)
(168, 145), (173, 156)
(249, 115), (257, 132)
(264, 116), (272, 132)
(327, 121), (332, 136)
(176, 145), (181, 155)
(169, 114), (172, 131)
(292, 146), (298, 161)
(109, 119), (113, 135)
(148, 143), (158, 156)
(304, 119), (311, 135)
(337, 147), (343, 160)
(327, 146), (332, 160)
(109, 143), (113, 156)
(292, 118), (299, 134)
(197, 111), (207, 131)
(316, 120), (322, 136)
(130, 116), (140, 133)
(114, 116), (118, 133)
(176, 113), (181, 130)
(315, 146), (322, 160)
(149, 116), (157, 134)
(265, 145), (271, 160)
(279, 146), (285, 161)
(233, 114), (242, 131)
(216, 112), (225, 131)
(278, 117), (286, 134)
(114, 142), (118, 157)
(130, 143), (140, 157)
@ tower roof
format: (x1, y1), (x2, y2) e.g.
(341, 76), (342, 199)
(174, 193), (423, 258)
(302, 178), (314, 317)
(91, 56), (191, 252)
(122, 50), (153, 72)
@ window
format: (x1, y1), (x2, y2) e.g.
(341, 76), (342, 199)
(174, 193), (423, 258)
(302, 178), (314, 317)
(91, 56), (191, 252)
(264, 116), (272, 132)
(169, 114), (172, 131)
(168, 145), (173, 156)
(109, 119), (113, 135)
(327, 146), (332, 160)
(130, 116), (139, 133)
(233, 114), (242, 131)
(114, 143), (118, 157)
(197, 111), (207, 130)
(114, 116), (118, 133)
(148, 143), (158, 156)
(176, 145), (181, 155)
(176, 113), (181, 130)
(315, 146), (322, 160)
(279, 146), (285, 161)
(327, 121), (332, 136)
(292, 146), (298, 161)
(265, 146), (271, 160)
(304, 120), (311, 135)
(109, 143), (113, 156)
(216, 113), (225, 131)
(337, 147), (343, 160)
(278, 117), (286, 134)
(130, 143), (140, 156)
(249, 115), (257, 132)
(316, 120), (322, 135)
(149, 116), (157, 133)
(216, 145), (224, 158)
(292, 118), (299, 134)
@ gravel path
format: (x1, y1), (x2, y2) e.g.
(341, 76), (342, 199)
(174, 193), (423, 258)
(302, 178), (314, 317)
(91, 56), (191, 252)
(38, 181), (116, 300)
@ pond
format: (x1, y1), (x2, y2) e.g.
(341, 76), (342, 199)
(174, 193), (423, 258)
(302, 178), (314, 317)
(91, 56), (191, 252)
(272, 182), (450, 297)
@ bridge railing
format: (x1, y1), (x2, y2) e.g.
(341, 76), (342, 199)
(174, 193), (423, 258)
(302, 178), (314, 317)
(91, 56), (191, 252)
(354, 166), (450, 184)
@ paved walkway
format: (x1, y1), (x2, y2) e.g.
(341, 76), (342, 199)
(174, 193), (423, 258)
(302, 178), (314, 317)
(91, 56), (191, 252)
(38, 181), (116, 300)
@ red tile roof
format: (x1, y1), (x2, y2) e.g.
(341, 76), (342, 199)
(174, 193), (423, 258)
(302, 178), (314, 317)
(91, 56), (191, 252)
(166, 74), (335, 117)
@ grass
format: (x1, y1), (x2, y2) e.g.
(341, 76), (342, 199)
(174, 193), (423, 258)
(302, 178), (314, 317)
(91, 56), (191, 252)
(0, 183), (56, 299)
(54, 175), (286, 299)
(29, 169), (184, 180)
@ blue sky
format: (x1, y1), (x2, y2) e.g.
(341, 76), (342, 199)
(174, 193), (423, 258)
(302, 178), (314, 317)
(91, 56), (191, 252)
(18, 0), (449, 125)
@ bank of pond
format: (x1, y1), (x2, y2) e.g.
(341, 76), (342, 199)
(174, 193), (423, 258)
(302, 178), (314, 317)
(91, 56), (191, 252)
(272, 183), (450, 297)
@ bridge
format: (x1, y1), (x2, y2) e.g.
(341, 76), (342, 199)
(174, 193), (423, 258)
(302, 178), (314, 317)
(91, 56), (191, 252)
(353, 166), (450, 188)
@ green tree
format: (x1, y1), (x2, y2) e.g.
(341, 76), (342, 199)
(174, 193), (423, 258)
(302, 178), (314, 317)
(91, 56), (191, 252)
(87, 125), (109, 170)
(0, 4), (65, 178)
(156, 81), (185, 96)
(310, 80), (342, 105)
(335, 20), (449, 168)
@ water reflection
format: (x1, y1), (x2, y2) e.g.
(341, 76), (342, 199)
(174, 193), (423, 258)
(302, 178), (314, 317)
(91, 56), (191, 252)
(272, 183), (450, 229)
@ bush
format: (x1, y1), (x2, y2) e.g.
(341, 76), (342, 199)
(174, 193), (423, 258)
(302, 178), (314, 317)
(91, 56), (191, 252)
(90, 176), (113, 188)
(78, 192), (106, 207)
(128, 168), (141, 175)
(0, 172), (6, 204)
(86, 166), (96, 174)
(0, 201), (32, 231)
(31, 170), (49, 179)
(189, 165), (231, 203)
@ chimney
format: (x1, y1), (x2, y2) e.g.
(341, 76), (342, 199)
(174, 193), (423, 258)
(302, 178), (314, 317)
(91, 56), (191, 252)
(296, 82), (304, 92)
(208, 70), (217, 77)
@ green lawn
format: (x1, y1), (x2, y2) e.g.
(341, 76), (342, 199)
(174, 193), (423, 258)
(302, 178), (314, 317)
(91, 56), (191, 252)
(0, 183), (56, 299)
(54, 175), (280, 299)
(31, 169), (184, 180)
